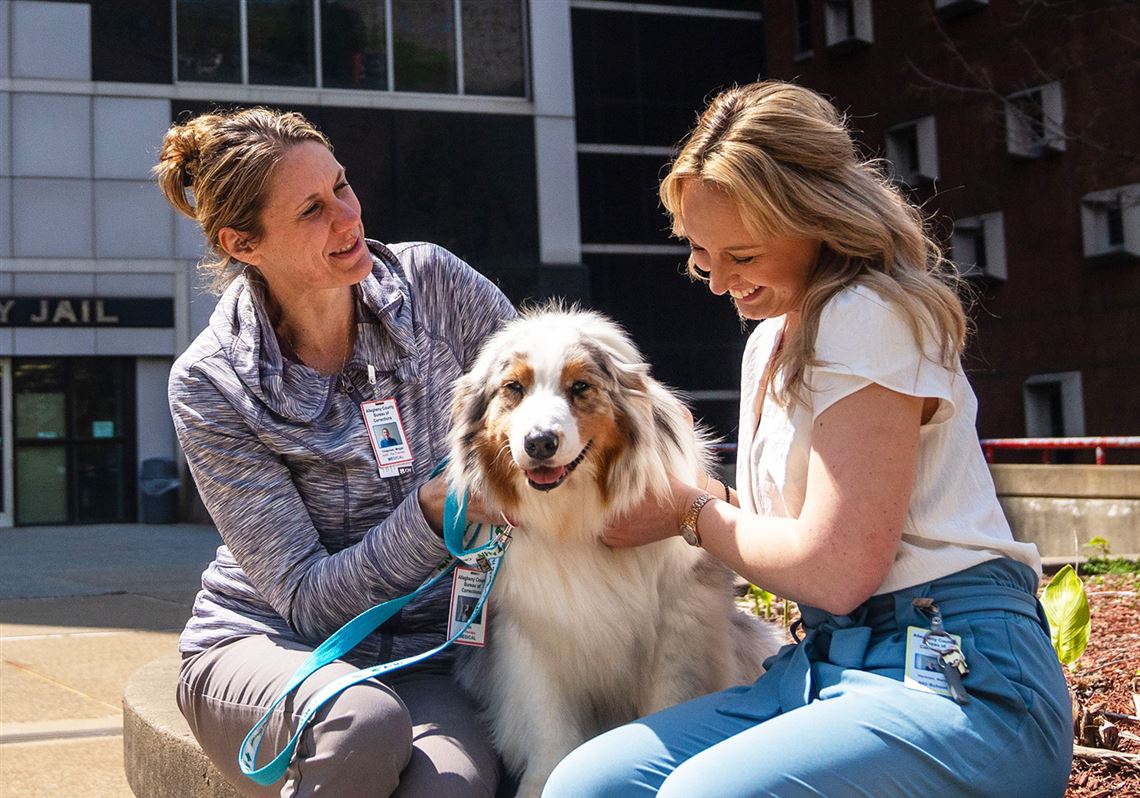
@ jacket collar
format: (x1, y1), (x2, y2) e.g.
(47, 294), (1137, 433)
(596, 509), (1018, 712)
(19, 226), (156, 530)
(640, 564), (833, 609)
(212, 240), (421, 422)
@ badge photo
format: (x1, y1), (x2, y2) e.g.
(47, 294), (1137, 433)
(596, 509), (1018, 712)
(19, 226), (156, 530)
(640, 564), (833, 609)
(361, 398), (414, 476)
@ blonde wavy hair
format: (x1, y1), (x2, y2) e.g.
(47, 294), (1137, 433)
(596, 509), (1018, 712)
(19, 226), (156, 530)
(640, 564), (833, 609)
(660, 81), (968, 408)
(153, 107), (331, 293)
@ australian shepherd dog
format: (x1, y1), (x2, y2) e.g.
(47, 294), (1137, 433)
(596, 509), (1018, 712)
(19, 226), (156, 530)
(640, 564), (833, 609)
(447, 306), (785, 797)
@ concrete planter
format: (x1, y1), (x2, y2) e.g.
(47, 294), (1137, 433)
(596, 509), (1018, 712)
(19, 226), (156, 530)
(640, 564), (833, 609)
(991, 464), (1140, 562)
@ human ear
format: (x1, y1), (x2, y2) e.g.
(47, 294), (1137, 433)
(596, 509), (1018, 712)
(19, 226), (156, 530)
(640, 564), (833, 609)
(218, 227), (261, 265)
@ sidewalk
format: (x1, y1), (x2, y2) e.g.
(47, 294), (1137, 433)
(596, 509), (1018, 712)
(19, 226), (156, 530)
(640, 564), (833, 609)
(0, 523), (222, 798)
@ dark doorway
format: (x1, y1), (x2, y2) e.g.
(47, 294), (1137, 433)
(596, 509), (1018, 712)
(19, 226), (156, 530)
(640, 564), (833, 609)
(13, 359), (137, 525)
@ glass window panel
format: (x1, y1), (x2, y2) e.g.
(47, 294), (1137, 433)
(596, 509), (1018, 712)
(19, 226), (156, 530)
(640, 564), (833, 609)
(461, 0), (526, 97)
(70, 360), (125, 441)
(76, 443), (128, 523)
(177, 0), (241, 83)
(16, 445), (67, 524)
(14, 361), (65, 440)
(321, 0), (388, 89)
(15, 393), (65, 440)
(94, 0), (173, 83)
(249, 0), (316, 86)
(393, 0), (457, 93)
(573, 8), (763, 145)
(578, 153), (671, 245)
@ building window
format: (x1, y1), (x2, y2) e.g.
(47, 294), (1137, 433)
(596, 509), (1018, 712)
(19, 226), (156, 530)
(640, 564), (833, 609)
(177, 0), (242, 83)
(952, 212), (1006, 281)
(462, 0), (527, 97)
(885, 116), (938, 186)
(794, 0), (814, 58)
(174, 0), (528, 97)
(1023, 372), (1085, 452)
(321, 0), (388, 90)
(250, 0), (316, 87)
(1005, 82), (1065, 158)
(393, 0), (457, 93)
(824, 0), (873, 52)
(934, 0), (989, 18)
(1080, 184), (1140, 259)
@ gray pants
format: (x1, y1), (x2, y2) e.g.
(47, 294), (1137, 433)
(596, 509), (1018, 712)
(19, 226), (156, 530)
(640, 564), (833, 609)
(177, 635), (500, 798)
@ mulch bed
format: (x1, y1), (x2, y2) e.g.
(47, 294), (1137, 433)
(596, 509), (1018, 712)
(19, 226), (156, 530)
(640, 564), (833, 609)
(1062, 571), (1140, 797)
(739, 570), (1140, 795)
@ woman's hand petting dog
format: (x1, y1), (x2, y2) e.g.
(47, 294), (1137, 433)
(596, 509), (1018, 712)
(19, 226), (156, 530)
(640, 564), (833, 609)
(418, 473), (510, 537)
(602, 475), (704, 548)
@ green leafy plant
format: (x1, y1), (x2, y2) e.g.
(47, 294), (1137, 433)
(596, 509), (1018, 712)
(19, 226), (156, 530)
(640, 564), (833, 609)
(1080, 557), (1140, 575)
(748, 584), (774, 619)
(1040, 565), (1091, 670)
(1078, 535), (1140, 575)
(1084, 535), (1112, 560)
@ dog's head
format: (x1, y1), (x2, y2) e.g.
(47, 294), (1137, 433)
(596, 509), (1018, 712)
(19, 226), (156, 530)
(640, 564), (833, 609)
(449, 305), (696, 524)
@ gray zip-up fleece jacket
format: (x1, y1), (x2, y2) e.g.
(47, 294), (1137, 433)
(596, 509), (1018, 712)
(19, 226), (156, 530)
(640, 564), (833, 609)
(170, 241), (516, 666)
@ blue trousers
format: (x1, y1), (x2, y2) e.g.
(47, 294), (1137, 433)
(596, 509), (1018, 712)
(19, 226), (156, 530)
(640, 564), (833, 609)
(542, 559), (1072, 798)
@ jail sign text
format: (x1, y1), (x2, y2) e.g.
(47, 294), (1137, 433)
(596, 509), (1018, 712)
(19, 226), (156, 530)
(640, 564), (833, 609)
(0, 298), (174, 328)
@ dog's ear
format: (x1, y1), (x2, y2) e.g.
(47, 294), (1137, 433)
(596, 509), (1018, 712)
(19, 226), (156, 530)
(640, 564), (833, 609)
(449, 368), (493, 483)
(583, 341), (651, 397)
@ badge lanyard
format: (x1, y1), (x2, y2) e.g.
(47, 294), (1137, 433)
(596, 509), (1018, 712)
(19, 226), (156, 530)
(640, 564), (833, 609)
(237, 464), (510, 786)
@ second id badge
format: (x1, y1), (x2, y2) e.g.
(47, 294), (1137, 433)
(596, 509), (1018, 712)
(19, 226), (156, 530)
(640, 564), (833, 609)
(448, 565), (489, 646)
(902, 625), (963, 698)
(361, 397), (414, 478)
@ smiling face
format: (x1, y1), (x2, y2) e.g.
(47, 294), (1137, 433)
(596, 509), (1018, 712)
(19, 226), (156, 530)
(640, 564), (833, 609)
(231, 141), (373, 298)
(679, 180), (820, 328)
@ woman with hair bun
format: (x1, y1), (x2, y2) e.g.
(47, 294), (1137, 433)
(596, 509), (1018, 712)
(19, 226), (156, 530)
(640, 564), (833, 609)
(543, 81), (1072, 798)
(157, 107), (514, 797)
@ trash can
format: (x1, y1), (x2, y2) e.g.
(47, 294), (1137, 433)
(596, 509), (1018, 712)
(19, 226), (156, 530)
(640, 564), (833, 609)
(139, 458), (180, 524)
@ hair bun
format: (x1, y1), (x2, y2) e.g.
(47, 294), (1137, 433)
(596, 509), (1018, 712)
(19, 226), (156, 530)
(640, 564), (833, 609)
(163, 121), (207, 187)
(155, 115), (224, 218)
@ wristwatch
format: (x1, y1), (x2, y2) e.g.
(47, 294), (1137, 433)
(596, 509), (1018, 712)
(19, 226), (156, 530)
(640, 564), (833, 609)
(679, 492), (712, 547)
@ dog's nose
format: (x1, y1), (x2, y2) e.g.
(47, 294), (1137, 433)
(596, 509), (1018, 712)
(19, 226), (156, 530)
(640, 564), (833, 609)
(523, 430), (559, 460)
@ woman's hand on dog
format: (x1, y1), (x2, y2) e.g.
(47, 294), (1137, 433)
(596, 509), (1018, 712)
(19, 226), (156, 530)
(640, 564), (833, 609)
(418, 474), (510, 537)
(602, 405), (707, 548)
(602, 476), (705, 548)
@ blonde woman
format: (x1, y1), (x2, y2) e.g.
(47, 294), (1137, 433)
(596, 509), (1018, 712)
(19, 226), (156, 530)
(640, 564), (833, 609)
(543, 82), (1071, 798)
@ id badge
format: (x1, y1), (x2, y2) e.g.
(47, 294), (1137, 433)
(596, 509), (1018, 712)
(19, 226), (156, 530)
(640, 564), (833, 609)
(361, 397), (414, 478)
(448, 565), (489, 647)
(903, 625), (963, 698)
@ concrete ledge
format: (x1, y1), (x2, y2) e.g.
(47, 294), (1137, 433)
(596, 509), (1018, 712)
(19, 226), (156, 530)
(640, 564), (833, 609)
(991, 464), (1140, 499)
(990, 464), (1140, 559)
(122, 654), (243, 798)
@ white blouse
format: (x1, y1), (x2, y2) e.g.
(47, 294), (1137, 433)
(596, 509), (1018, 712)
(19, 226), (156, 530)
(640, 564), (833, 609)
(735, 283), (1041, 595)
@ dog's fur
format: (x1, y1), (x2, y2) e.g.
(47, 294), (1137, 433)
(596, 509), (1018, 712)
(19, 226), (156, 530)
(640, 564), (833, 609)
(448, 306), (785, 797)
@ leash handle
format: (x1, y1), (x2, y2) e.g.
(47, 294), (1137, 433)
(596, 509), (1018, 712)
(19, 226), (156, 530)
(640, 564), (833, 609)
(238, 460), (507, 786)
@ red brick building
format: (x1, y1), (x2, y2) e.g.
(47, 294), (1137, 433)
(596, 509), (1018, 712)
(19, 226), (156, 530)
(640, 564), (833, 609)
(762, 0), (1140, 454)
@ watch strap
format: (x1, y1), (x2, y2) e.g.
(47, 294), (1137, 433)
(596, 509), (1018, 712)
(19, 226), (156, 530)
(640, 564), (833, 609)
(679, 492), (712, 547)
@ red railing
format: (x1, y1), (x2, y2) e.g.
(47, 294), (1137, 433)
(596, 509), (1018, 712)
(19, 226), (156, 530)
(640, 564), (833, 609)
(715, 437), (1140, 465)
(980, 437), (1140, 466)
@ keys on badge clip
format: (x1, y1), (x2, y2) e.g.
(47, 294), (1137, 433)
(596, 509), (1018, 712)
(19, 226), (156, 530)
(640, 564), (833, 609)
(913, 598), (971, 706)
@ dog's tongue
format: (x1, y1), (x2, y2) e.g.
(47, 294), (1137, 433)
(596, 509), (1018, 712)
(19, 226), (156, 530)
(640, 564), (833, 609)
(526, 465), (567, 485)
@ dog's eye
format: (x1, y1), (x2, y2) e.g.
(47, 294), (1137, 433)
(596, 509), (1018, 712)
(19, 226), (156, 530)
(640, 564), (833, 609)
(571, 380), (590, 396)
(503, 380), (524, 395)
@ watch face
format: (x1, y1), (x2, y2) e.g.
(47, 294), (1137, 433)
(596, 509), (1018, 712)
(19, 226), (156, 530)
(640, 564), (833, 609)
(680, 526), (700, 547)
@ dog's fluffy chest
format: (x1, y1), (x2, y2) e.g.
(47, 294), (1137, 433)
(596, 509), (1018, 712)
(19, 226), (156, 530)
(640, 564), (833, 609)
(490, 533), (696, 651)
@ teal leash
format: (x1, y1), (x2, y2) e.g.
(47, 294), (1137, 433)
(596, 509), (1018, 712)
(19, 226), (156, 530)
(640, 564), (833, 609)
(237, 463), (510, 786)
